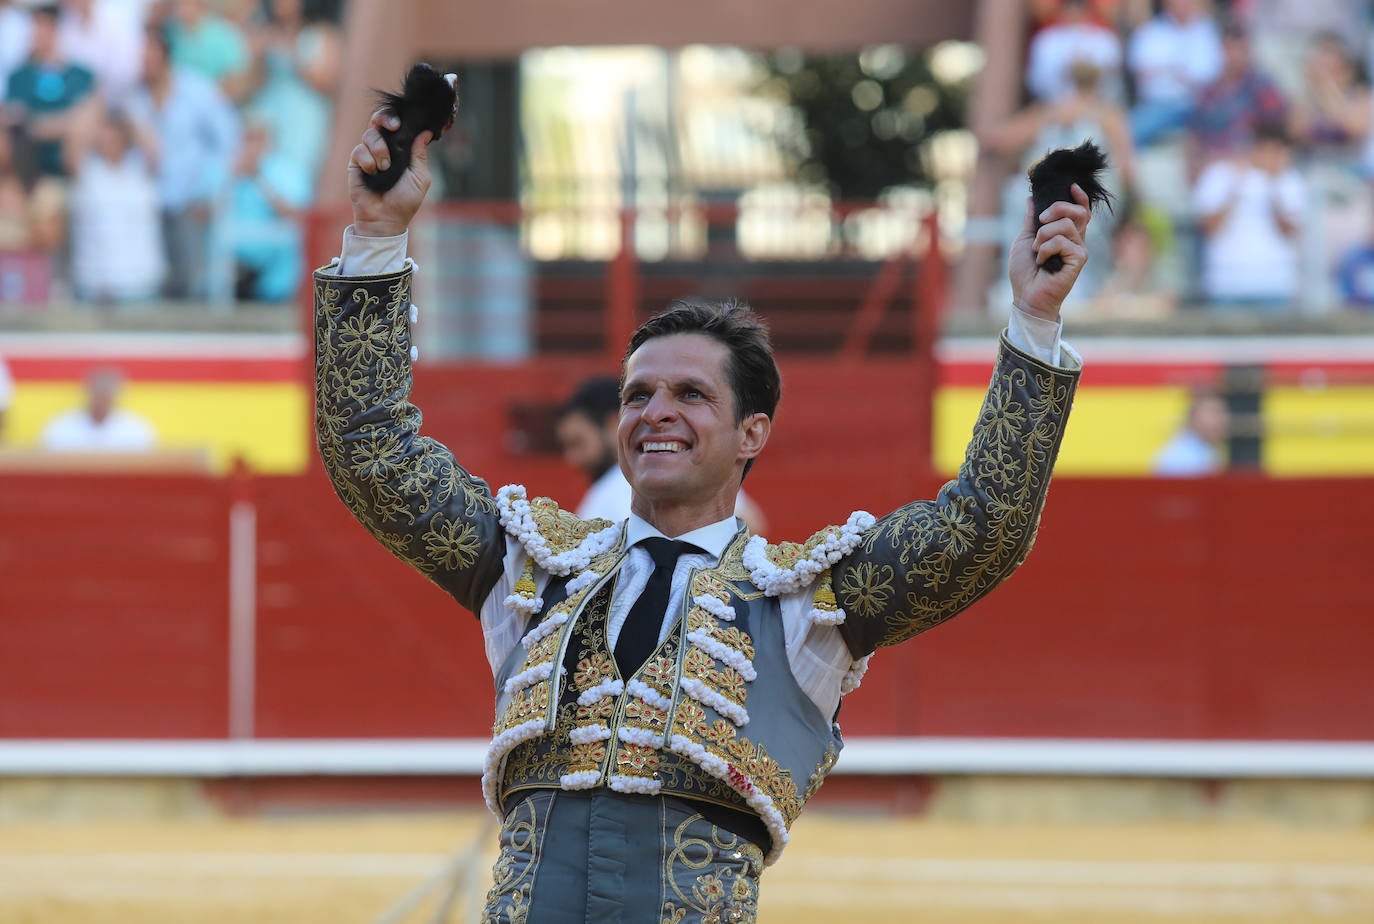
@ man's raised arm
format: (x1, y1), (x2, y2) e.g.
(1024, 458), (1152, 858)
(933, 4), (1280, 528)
(314, 110), (506, 615)
(831, 188), (1091, 656)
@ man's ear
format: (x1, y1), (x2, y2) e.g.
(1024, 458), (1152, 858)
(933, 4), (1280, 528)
(738, 412), (771, 461)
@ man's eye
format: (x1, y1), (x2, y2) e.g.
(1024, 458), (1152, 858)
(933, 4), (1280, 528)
(684, 390), (703, 400)
(625, 392), (648, 404)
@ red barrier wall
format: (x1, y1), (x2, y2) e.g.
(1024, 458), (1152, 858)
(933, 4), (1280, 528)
(3, 410), (1371, 742)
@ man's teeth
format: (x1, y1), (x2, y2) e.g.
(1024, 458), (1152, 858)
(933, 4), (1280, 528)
(642, 441), (682, 453)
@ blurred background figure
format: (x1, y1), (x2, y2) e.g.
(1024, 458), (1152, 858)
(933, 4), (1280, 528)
(57, 0), (146, 101)
(241, 0), (340, 182)
(40, 366), (155, 452)
(0, 0), (34, 97)
(166, 0), (250, 98)
(0, 128), (35, 251)
(66, 105), (165, 304)
(982, 59), (1134, 305)
(1126, 0), (1223, 146)
(125, 23), (240, 300)
(1095, 208), (1178, 317)
(0, 352), (12, 444)
(1153, 385), (1230, 476)
(1287, 31), (1370, 163)
(555, 376), (629, 520)
(555, 375), (768, 532)
(2, 0), (95, 264)
(225, 115), (310, 302)
(1193, 121), (1304, 311)
(1185, 19), (1288, 177)
(1024, 0), (1123, 103)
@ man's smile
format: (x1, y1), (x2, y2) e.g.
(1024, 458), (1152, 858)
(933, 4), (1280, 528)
(639, 440), (687, 454)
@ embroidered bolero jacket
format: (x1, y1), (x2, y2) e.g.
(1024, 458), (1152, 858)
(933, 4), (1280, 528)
(314, 263), (1082, 864)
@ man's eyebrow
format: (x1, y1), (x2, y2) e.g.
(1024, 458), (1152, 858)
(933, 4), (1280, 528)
(620, 376), (717, 398)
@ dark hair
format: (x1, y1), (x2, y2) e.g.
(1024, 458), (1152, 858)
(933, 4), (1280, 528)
(557, 376), (621, 426)
(1253, 118), (1291, 147)
(623, 298), (781, 478)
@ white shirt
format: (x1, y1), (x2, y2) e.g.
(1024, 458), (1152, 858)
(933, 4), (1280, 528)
(479, 512), (857, 720)
(70, 151), (166, 300)
(0, 355), (13, 413)
(41, 408), (155, 452)
(58, 0), (145, 100)
(1193, 160), (1304, 301)
(576, 465), (635, 521)
(1026, 21), (1123, 102)
(330, 226), (1079, 721)
(1127, 14), (1223, 104)
(1153, 430), (1220, 476)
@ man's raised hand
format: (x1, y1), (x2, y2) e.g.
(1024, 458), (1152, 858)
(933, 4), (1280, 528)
(1008, 183), (1093, 323)
(348, 110), (432, 238)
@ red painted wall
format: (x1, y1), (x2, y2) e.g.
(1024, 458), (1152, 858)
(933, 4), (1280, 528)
(3, 395), (1371, 742)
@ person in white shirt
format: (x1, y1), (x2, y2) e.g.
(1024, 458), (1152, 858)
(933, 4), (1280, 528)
(40, 366), (155, 452)
(556, 374), (769, 532)
(1127, 0), (1223, 145)
(58, 0), (145, 101)
(1193, 121), (1304, 309)
(1154, 386), (1229, 476)
(1025, 0), (1124, 103)
(0, 353), (13, 444)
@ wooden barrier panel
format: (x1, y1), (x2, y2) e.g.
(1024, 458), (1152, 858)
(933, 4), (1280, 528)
(0, 474), (232, 737)
(2, 468), (1371, 743)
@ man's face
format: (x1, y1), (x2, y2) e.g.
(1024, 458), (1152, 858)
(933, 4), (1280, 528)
(618, 333), (767, 510)
(556, 410), (615, 482)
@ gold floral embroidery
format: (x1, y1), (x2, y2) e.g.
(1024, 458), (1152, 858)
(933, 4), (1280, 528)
(837, 562), (894, 619)
(422, 514), (482, 571)
(527, 496), (614, 555)
(574, 653), (615, 691)
(660, 813), (761, 924)
(833, 341), (1077, 650)
(314, 266), (506, 611)
(481, 794), (547, 924)
(625, 697), (669, 731)
(616, 742), (660, 776)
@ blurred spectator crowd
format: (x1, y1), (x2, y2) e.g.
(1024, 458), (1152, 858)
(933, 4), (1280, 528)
(983, 0), (1374, 317)
(0, 0), (339, 307)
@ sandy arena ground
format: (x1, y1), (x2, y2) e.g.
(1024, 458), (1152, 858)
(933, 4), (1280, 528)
(3, 809), (1374, 923)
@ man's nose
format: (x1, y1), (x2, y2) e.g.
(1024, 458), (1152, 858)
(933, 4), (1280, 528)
(641, 389), (677, 422)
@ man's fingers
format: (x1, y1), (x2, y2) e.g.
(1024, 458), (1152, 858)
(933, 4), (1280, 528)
(1036, 233), (1086, 269)
(368, 108), (400, 132)
(1034, 215), (1082, 252)
(350, 141), (377, 174)
(360, 125), (391, 170)
(1017, 196), (1037, 240)
(1038, 199), (1090, 237)
(410, 130), (434, 164)
(1069, 183), (1092, 209)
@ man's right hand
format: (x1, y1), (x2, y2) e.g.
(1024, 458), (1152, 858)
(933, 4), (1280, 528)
(348, 109), (432, 238)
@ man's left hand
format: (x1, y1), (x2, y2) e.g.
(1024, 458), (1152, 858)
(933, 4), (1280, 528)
(1008, 183), (1093, 323)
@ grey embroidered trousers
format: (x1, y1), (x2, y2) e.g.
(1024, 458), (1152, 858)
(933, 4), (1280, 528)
(482, 789), (763, 924)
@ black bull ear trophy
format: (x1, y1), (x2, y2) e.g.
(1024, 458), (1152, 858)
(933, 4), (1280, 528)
(1026, 140), (1115, 273)
(360, 63), (459, 194)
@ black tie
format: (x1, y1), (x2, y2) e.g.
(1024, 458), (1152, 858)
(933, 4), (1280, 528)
(615, 538), (694, 677)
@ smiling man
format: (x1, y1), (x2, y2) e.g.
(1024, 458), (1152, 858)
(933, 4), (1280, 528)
(315, 111), (1090, 923)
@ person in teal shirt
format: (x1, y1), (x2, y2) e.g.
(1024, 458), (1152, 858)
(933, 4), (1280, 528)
(3, 3), (94, 178)
(166, 0), (249, 90)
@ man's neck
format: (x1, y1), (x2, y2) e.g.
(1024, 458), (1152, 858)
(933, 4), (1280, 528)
(631, 497), (735, 539)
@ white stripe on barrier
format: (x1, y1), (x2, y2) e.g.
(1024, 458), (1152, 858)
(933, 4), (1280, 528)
(0, 738), (1372, 777)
